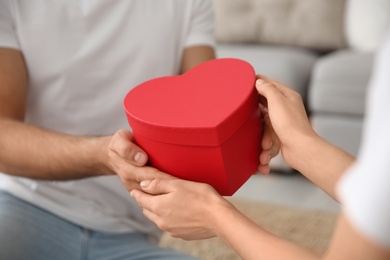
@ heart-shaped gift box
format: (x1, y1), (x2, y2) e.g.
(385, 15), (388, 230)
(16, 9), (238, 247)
(124, 58), (262, 195)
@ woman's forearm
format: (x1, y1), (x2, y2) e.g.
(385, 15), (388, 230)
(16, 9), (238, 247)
(211, 200), (319, 260)
(286, 134), (355, 201)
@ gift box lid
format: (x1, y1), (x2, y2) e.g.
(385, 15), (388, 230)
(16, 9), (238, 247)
(123, 58), (257, 146)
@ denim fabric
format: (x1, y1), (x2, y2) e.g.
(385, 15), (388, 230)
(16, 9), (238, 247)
(0, 190), (198, 260)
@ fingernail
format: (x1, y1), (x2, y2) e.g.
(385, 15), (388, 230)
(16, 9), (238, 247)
(256, 79), (265, 86)
(130, 191), (134, 197)
(267, 141), (273, 150)
(134, 152), (145, 164)
(140, 180), (151, 188)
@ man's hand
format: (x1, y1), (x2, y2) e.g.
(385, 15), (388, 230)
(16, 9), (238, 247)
(107, 129), (174, 191)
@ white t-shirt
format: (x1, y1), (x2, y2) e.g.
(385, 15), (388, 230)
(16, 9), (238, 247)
(338, 31), (390, 249)
(0, 0), (215, 240)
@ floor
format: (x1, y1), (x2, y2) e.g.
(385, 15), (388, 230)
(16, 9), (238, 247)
(233, 172), (341, 213)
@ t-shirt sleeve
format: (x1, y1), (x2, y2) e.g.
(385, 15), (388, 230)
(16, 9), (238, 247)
(185, 0), (216, 48)
(0, 0), (19, 49)
(337, 31), (390, 249)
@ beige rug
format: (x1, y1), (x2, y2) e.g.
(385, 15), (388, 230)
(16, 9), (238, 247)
(159, 198), (339, 260)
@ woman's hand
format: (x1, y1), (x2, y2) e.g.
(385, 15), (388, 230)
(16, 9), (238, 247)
(256, 75), (317, 170)
(258, 91), (280, 175)
(130, 178), (232, 240)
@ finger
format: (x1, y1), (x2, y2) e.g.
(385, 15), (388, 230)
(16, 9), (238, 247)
(261, 116), (273, 151)
(133, 166), (175, 185)
(142, 208), (171, 234)
(258, 164), (270, 175)
(130, 189), (156, 211)
(269, 141), (280, 158)
(258, 74), (281, 86)
(109, 130), (148, 166)
(258, 100), (268, 116)
(119, 130), (148, 166)
(140, 178), (176, 195)
(131, 189), (171, 222)
(117, 165), (167, 192)
(256, 79), (283, 101)
(258, 75), (290, 92)
(259, 150), (271, 166)
(256, 77), (292, 99)
(142, 208), (161, 227)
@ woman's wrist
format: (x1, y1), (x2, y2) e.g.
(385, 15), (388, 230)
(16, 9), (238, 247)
(208, 197), (239, 237)
(282, 130), (322, 171)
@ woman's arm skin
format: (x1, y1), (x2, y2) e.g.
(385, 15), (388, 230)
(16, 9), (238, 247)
(133, 178), (318, 259)
(132, 177), (390, 260)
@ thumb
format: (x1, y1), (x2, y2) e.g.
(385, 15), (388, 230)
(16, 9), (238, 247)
(132, 150), (148, 166)
(110, 130), (148, 166)
(140, 178), (173, 195)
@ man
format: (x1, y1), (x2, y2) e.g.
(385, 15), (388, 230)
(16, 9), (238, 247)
(0, 1), (215, 259)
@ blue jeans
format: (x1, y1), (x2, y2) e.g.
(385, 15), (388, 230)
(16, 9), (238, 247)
(0, 190), (198, 260)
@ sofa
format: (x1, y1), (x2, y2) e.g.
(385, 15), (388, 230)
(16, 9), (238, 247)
(213, 0), (390, 172)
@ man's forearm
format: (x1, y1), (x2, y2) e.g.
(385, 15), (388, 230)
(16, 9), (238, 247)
(0, 119), (113, 180)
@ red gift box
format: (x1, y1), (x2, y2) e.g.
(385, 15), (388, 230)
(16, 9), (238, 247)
(124, 58), (262, 195)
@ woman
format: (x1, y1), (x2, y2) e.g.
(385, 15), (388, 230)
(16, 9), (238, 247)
(130, 33), (390, 259)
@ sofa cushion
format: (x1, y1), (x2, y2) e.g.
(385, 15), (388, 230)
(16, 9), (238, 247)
(213, 0), (346, 51)
(346, 0), (390, 52)
(308, 50), (374, 116)
(311, 114), (363, 157)
(216, 44), (318, 99)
